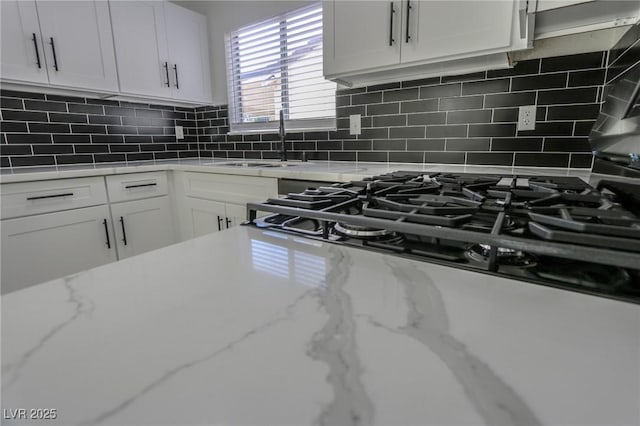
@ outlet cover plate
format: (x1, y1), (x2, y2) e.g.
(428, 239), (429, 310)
(175, 125), (184, 139)
(517, 105), (536, 131)
(349, 114), (361, 135)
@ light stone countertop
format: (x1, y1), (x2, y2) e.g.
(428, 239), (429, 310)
(0, 159), (595, 184)
(2, 226), (639, 426)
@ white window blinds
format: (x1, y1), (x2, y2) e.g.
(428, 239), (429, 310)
(225, 3), (336, 133)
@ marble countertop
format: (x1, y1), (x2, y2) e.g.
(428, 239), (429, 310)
(0, 159), (595, 184)
(2, 226), (639, 426)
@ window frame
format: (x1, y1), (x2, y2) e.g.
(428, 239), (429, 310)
(225, 3), (336, 134)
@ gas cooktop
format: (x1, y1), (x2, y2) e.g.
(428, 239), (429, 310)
(246, 171), (640, 304)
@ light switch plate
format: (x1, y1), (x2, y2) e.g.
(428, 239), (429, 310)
(517, 105), (536, 131)
(349, 114), (361, 135)
(175, 125), (184, 140)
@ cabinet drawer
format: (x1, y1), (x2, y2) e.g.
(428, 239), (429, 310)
(182, 172), (278, 204)
(1, 177), (107, 220)
(106, 172), (168, 203)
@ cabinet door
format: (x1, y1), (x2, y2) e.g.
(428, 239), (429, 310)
(0, 0), (48, 84)
(164, 2), (212, 103)
(400, 0), (514, 64)
(109, 1), (172, 99)
(35, 0), (119, 92)
(110, 196), (175, 260)
(1, 205), (116, 294)
(324, 1), (402, 76)
(181, 197), (226, 239)
(224, 203), (247, 229)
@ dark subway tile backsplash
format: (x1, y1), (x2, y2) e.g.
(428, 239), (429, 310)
(467, 152), (514, 166)
(423, 151), (465, 164)
(195, 51), (601, 167)
(515, 153), (570, 168)
(541, 52), (605, 73)
(439, 96), (484, 111)
(484, 92), (537, 108)
(1, 50), (606, 169)
(537, 87), (598, 105)
(1, 90), (197, 168)
(420, 83), (461, 99)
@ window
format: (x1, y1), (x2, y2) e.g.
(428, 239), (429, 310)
(225, 3), (336, 133)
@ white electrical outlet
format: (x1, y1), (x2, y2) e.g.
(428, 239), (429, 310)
(517, 105), (536, 131)
(175, 125), (184, 139)
(349, 114), (361, 135)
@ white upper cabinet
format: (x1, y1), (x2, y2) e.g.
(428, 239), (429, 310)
(400, 1), (515, 64)
(535, 0), (639, 39)
(536, 0), (594, 12)
(35, 1), (119, 92)
(323, 0), (533, 86)
(109, 1), (171, 99)
(0, 0), (118, 92)
(1, 0), (212, 104)
(324, 1), (401, 75)
(0, 1), (48, 84)
(165, 2), (212, 104)
(109, 1), (212, 104)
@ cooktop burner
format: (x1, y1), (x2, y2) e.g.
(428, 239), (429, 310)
(465, 244), (537, 268)
(247, 172), (640, 303)
(333, 222), (394, 238)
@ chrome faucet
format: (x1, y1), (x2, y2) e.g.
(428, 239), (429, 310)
(278, 109), (287, 162)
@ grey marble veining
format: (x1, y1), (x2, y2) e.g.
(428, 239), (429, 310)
(308, 246), (374, 426)
(3, 273), (93, 388)
(82, 289), (317, 426)
(383, 258), (541, 426)
(2, 226), (639, 426)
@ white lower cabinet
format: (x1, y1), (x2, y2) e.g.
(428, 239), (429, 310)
(176, 172), (278, 241)
(181, 197), (248, 239)
(182, 197), (226, 239)
(110, 196), (174, 259)
(1, 172), (175, 293)
(224, 203), (247, 229)
(1, 170), (276, 292)
(1, 205), (116, 294)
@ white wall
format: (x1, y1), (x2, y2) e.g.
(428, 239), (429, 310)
(173, 0), (315, 106)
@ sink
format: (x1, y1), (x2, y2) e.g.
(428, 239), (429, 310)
(206, 161), (300, 168)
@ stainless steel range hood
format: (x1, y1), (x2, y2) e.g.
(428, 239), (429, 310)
(589, 24), (640, 175)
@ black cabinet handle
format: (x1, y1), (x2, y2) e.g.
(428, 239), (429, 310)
(226, 218), (232, 228)
(32, 33), (41, 69)
(49, 37), (59, 71)
(173, 64), (179, 89)
(405, 0), (412, 43)
(217, 216), (223, 231)
(125, 183), (157, 189)
(27, 192), (73, 201)
(103, 218), (111, 249)
(119, 216), (128, 246)
(163, 61), (170, 87)
(389, 2), (395, 46)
